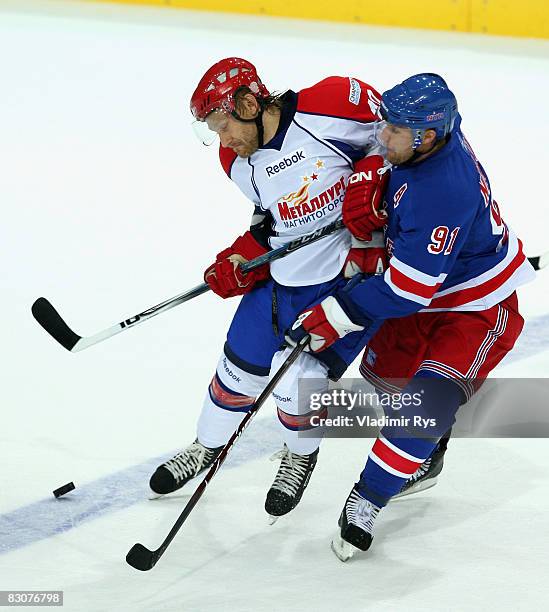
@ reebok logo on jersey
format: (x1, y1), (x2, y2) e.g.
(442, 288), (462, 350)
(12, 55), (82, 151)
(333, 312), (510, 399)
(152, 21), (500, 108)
(265, 149), (306, 177)
(349, 78), (361, 105)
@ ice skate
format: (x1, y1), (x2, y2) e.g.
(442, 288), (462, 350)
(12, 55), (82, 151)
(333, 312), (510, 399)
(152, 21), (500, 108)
(265, 445), (318, 523)
(331, 485), (380, 562)
(393, 439), (447, 500)
(149, 439), (223, 497)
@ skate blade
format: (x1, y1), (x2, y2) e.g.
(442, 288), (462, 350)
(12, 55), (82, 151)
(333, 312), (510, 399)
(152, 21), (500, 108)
(393, 477), (438, 500)
(331, 535), (358, 562)
(267, 514), (280, 525)
(148, 490), (164, 500)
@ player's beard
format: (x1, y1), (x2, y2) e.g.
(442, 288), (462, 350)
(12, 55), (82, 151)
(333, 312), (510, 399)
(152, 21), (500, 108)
(386, 148), (414, 165)
(235, 138), (258, 158)
(232, 124), (260, 158)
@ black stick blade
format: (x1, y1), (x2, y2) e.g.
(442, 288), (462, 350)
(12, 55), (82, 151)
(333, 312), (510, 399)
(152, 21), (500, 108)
(528, 252), (549, 271)
(528, 256), (540, 271)
(31, 298), (81, 351)
(126, 543), (156, 571)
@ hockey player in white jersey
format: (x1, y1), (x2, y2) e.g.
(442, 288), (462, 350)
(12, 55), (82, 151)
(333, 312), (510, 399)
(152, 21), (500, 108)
(149, 58), (388, 520)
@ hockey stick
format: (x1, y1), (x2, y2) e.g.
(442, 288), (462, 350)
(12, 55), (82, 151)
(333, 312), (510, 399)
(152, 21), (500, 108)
(125, 338), (308, 571)
(31, 220), (344, 352)
(527, 252), (549, 272)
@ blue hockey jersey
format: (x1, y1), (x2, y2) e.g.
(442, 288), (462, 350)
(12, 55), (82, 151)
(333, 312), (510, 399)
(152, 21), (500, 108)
(339, 115), (535, 322)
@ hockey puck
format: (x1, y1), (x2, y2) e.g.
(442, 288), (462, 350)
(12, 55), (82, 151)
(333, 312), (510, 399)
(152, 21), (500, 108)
(53, 482), (75, 498)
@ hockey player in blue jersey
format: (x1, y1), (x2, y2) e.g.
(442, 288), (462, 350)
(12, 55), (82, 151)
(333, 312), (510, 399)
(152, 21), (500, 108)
(287, 73), (535, 560)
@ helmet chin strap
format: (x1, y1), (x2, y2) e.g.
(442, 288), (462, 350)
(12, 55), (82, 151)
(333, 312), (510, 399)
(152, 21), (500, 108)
(412, 128), (425, 151)
(404, 129), (444, 165)
(400, 130), (426, 165)
(255, 109), (265, 148)
(231, 104), (265, 148)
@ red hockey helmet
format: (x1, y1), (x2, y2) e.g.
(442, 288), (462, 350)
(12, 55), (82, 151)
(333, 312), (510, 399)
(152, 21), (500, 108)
(190, 57), (270, 121)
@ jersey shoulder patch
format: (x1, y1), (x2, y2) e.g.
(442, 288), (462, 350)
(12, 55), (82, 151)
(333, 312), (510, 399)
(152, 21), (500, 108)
(296, 76), (381, 123)
(393, 182), (408, 209)
(219, 145), (237, 177)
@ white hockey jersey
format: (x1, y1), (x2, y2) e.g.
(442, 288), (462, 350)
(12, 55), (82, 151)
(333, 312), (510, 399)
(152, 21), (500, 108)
(219, 77), (382, 286)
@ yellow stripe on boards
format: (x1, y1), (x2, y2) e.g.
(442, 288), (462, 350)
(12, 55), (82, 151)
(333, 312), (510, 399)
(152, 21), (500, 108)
(77, 0), (470, 31)
(76, 0), (549, 39)
(471, 0), (549, 39)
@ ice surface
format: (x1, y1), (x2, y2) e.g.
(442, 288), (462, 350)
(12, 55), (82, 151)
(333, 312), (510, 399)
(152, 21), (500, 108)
(1, 1), (549, 610)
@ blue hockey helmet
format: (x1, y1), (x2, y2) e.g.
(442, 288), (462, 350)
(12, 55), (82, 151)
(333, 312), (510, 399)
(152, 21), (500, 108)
(380, 74), (458, 149)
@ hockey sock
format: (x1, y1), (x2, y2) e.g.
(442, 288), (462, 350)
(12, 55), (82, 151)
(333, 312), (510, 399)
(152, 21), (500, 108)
(277, 406), (326, 455)
(197, 374), (256, 448)
(271, 348), (330, 455)
(357, 375), (463, 507)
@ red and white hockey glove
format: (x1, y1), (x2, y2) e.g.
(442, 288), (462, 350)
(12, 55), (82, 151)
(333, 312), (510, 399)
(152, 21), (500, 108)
(204, 231), (270, 299)
(342, 155), (389, 241)
(343, 232), (388, 279)
(286, 296), (364, 353)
